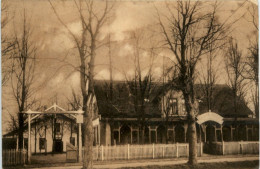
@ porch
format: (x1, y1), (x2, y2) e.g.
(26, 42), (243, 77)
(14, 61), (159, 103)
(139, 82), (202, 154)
(102, 113), (259, 146)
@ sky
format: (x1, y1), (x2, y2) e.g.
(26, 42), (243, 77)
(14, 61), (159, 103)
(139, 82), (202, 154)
(1, 0), (258, 133)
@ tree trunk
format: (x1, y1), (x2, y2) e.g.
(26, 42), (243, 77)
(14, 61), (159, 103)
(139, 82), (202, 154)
(188, 111), (197, 165)
(183, 91), (198, 165)
(18, 113), (24, 149)
(35, 119), (37, 154)
(255, 83), (259, 118)
(82, 41), (96, 169)
(83, 111), (93, 168)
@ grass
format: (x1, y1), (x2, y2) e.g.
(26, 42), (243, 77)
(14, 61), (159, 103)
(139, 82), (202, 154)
(121, 161), (259, 169)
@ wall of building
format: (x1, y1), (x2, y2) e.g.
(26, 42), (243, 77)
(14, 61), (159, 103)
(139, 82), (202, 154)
(100, 121), (111, 146)
(23, 117), (77, 153)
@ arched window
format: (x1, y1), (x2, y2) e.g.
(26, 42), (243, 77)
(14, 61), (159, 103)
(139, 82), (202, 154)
(169, 98), (178, 115)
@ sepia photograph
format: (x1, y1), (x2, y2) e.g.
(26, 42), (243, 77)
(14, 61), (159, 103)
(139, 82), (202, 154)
(1, 0), (259, 169)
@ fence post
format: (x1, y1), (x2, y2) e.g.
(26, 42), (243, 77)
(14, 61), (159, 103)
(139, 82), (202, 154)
(101, 145), (104, 161)
(13, 149), (15, 165)
(14, 149), (16, 165)
(186, 144), (188, 157)
(152, 144), (155, 159)
(200, 142), (203, 156)
(162, 145), (164, 158)
(127, 144), (130, 160)
(10, 150), (11, 165)
(176, 143), (179, 158)
(240, 141), (243, 154)
(23, 149), (26, 165)
(11, 149), (12, 165)
(12, 149), (14, 165)
(96, 146), (98, 161)
(10, 149), (12, 165)
(222, 141), (225, 155)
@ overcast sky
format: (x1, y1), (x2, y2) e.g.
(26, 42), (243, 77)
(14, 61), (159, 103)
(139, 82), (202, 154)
(1, 0), (258, 133)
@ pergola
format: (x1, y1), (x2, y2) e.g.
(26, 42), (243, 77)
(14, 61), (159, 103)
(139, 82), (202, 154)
(197, 111), (224, 142)
(197, 111), (224, 125)
(23, 103), (84, 164)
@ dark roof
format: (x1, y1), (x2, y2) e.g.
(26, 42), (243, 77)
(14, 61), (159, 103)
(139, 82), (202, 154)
(194, 84), (253, 117)
(94, 80), (162, 118)
(93, 81), (253, 118)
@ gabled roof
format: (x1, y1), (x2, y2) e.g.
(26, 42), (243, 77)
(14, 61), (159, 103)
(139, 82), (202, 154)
(93, 80), (253, 118)
(195, 84), (253, 117)
(3, 114), (75, 137)
(94, 80), (162, 118)
(3, 104), (77, 137)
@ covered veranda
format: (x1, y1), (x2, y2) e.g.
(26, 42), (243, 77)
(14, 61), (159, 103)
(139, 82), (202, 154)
(23, 103), (84, 164)
(107, 111), (258, 145)
(197, 111), (259, 143)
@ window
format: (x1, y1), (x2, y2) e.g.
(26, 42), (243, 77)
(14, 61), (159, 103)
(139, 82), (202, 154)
(24, 138), (28, 149)
(179, 99), (186, 115)
(132, 131), (138, 144)
(169, 98), (178, 115)
(93, 103), (98, 115)
(151, 130), (157, 143)
(39, 138), (46, 150)
(113, 131), (119, 145)
(167, 130), (174, 143)
(55, 123), (60, 133)
(70, 137), (75, 146)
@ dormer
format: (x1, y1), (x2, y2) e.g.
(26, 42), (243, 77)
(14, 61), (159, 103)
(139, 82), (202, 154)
(161, 90), (187, 117)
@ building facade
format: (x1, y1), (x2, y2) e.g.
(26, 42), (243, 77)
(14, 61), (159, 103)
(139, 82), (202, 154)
(3, 81), (259, 154)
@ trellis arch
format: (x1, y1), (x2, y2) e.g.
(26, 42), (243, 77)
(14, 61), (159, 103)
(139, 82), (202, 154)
(197, 112), (223, 125)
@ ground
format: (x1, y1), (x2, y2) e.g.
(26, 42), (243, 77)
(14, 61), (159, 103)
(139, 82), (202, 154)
(3, 154), (259, 169)
(121, 161), (259, 169)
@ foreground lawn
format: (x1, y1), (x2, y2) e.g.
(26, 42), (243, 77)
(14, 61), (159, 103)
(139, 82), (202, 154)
(122, 161), (259, 169)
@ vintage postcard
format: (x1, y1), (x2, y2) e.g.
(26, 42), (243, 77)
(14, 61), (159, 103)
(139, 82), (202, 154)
(1, 0), (259, 168)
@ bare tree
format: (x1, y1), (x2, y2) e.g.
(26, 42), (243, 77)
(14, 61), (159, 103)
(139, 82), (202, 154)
(1, 0), (15, 86)
(246, 44), (258, 118)
(157, 1), (226, 164)
(6, 110), (19, 133)
(199, 40), (219, 111)
(10, 10), (37, 149)
(66, 87), (82, 111)
(49, 1), (113, 168)
(162, 92), (174, 144)
(225, 39), (247, 116)
(123, 30), (157, 144)
(225, 39), (247, 140)
(161, 57), (180, 144)
(244, 3), (258, 118)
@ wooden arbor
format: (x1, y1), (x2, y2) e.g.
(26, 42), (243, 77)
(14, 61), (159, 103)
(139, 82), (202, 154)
(197, 111), (224, 142)
(23, 103), (84, 164)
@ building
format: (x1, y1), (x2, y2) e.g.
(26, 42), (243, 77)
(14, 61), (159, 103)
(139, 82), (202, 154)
(3, 81), (259, 155)
(95, 81), (259, 146)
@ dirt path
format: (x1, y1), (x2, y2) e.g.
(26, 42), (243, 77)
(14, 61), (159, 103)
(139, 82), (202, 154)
(18, 155), (259, 169)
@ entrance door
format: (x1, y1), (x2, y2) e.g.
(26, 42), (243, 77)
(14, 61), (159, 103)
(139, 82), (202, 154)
(53, 139), (63, 153)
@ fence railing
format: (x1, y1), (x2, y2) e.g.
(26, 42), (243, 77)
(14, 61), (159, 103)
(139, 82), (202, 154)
(211, 141), (259, 155)
(2, 149), (28, 166)
(83, 143), (203, 161)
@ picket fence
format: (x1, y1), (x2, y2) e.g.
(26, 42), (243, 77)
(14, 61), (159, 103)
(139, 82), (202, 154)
(211, 141), (259, 155)
(83, 143), (203, 161)
(2, 149), (28, 166)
